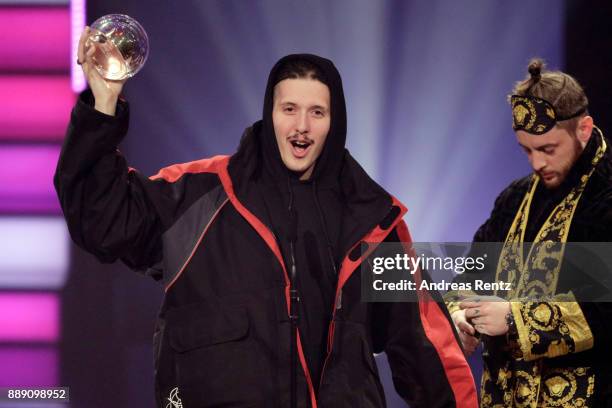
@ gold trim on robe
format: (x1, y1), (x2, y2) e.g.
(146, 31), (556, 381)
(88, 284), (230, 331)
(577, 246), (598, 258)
(511, 293), (594, 362)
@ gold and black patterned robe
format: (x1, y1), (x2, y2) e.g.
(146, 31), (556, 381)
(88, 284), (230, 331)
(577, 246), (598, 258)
(447, 129), (612, 407)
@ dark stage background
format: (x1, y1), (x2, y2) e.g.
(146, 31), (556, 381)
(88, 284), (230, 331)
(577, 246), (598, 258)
(57, 1), (612, 407)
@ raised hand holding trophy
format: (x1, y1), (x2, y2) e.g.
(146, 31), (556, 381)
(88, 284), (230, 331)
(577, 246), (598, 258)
(86, 14), (149, 81)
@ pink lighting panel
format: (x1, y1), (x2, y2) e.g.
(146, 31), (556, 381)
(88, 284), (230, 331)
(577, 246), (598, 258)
(0, 293), (59, 342)
(71, 0), (87, 92)
(0, 0), (77, 401)
(0, 347), (58, 387)
(0, 8), (70, 72)
(0, 76), (74, 141)
(0, 145), (61, 213)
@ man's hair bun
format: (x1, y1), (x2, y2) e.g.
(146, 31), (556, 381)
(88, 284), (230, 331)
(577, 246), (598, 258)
(528, 58), (545, 81)
(509, 57), (588, 131)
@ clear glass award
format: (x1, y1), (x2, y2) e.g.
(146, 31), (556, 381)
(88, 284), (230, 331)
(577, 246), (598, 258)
(87, 14), (149, 81)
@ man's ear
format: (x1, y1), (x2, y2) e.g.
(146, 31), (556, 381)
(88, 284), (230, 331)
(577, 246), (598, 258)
(576, 115), (594, 147)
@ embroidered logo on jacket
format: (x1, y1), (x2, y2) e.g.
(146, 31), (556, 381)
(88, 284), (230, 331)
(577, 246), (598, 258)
(165, 387), (183, 408)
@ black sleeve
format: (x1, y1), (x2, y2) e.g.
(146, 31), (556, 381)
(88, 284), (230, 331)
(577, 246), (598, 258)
(372, 293), (463, 407)
(54, 91), (171, 278)
(371, 228), (477, 408)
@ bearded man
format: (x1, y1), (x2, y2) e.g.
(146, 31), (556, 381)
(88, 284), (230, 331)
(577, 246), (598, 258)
(448, 59), (612, 407)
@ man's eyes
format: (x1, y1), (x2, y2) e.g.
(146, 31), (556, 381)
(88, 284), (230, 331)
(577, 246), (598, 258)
(522, 147), (555, 155)
(281, 107), (326, 117)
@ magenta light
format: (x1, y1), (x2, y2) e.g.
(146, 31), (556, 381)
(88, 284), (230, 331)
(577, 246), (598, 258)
(0, 145), (61, 213)
(71, 0), (87, 92)
(0, 293), (59, 342)
(0, 76), (75, 141)
(0, 8), (70, 71)
(0, 347), (58, 387)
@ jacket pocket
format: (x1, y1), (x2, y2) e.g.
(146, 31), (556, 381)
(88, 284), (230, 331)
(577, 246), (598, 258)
(165, 302), (269, 406)
(168, 304), (248, 352)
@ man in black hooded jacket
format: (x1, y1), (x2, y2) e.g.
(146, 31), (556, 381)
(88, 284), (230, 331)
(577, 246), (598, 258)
(54, 28), (477, 408)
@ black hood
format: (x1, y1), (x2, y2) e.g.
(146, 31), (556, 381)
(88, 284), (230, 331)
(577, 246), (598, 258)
(260, 53), (347, 185)
(227, 54), (349, 265)
(228, 53), (393, 256)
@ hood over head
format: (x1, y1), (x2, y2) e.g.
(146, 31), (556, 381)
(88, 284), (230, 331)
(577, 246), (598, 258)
(228, 54), (393, 255)
(260, 53), (347, 185)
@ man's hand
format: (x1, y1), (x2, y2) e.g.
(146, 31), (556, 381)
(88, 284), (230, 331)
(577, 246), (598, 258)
(460, 296), (510, 336)
(451, 309), (480, 356)
(78, 27), (127, 116)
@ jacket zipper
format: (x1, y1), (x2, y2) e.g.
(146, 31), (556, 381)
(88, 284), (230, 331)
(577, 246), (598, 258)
(318, 210), (400, 390)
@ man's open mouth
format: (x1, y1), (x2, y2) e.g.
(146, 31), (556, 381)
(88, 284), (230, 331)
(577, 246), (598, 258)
(290, 139), (312, 157)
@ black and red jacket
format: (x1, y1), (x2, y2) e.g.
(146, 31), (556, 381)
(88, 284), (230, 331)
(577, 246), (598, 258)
(56, 51), (478, 408)
(55, 91), (477, 407)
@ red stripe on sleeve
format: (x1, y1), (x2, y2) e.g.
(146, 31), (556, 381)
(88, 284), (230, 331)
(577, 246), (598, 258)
(396, 220), (478, 408)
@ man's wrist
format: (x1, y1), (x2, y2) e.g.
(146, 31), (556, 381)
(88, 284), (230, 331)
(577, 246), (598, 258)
(505, 309), (517, 335)
(94, 97), (119, 116)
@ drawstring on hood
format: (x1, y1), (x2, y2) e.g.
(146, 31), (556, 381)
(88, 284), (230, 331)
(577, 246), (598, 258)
(312, 180), (338, 279)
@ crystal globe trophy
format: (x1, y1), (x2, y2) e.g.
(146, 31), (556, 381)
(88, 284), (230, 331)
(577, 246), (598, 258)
(87, 14), (149, 80)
